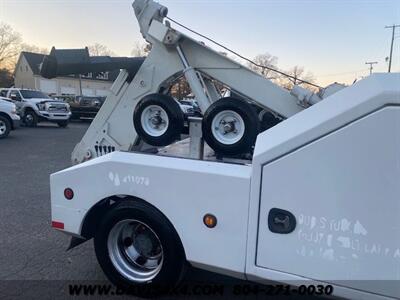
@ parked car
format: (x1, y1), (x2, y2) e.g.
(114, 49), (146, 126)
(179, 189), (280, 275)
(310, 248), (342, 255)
(62, 95), (106, 121)
(178, 99), (201, 117)
(176, 99), (202, 134)
(0, 96), (20, 139)
(3, 88), (71, 127)
(0, 89), (10, 98)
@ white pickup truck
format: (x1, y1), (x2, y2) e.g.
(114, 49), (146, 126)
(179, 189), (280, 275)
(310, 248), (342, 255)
(0, 96), (20, 139)
(2, 88), (71, 127)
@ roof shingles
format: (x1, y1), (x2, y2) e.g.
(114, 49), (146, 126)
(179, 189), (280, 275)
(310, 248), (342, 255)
(20, 51), (119, 82)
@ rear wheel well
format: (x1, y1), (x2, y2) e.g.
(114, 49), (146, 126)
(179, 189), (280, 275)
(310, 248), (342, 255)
(80, 196), (186, 258)
(24, 107), (35, 113)
(22, 107), (37, 118)
(80, 196), (119, 239)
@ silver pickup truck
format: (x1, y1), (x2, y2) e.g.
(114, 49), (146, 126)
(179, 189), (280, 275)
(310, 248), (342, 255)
(1, 88), (71, 127)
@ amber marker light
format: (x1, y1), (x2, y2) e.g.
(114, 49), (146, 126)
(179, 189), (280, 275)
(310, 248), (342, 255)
(203, 214), (217, 228)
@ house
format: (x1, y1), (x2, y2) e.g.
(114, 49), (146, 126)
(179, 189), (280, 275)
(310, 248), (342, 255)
(14, 52), (119, 96)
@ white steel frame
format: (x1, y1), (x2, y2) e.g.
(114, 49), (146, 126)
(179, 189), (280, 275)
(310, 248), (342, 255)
(71, 0), (304, 164)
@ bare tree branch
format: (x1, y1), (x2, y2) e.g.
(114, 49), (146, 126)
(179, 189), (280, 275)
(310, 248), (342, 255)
(276, 65), (317, 91)
(21, 43), (49, 55)
(247, 53), (278, 78)
(0, 23), (22, 70)
(87, 43), (116, 56)
(131, 41), (150, 57)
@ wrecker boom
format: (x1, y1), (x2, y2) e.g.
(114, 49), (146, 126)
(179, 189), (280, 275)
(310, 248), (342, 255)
(42, 0), (308, 165)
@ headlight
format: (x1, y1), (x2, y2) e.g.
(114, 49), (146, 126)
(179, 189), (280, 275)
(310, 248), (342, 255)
(36, 103), (46, 111)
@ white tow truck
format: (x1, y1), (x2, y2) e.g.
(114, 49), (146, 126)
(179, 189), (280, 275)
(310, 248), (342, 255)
(47, 0), (400, 299)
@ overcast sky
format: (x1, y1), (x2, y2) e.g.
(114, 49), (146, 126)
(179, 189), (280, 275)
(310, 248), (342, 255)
(1, 0), (399, 86)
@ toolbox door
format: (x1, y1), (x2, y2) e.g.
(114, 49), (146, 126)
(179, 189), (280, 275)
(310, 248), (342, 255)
(256, 107), (400, 298)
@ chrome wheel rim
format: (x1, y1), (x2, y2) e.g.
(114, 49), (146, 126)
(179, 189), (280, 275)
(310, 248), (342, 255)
(0, 120), (6, 135)
(107, 219), (164, 282)
(211, 110), (245, 145)
(25, 114), (33, 124)
(140, 105), (169, 137)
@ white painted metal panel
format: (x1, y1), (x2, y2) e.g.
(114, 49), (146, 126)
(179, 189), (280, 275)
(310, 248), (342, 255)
(82, 88), (94, 96)
(256, 107), (400, 298)
(39, 79), (57, 94)
(60, 86), (76, 95)
(96, 89), (110, 97)
(50, 152), (251, 277)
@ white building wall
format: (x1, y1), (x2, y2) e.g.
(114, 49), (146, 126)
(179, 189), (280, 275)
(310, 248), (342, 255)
(32, 76), (113, 96)
(14, 53), (114, 96)
(14, 56), (36, 89)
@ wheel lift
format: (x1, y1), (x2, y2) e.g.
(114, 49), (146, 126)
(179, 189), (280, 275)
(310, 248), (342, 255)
(40, 0), (324, 165)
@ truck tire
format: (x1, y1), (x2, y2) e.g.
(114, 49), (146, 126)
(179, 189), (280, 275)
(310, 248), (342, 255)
(0, 116), (11, 139)
(259, 110), (281, 133)
(23, 110), (38, 127)
(57, 120), (69, 128)
(202, 97), (260, 156)
(133, 94), (184, 146)
(94, 200), (186, 297)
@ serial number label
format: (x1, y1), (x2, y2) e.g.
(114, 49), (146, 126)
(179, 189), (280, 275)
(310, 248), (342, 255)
(233, 284), (334, 296)
(108, 171), (150, 187)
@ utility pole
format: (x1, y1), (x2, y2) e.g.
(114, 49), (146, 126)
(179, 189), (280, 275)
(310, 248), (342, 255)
(78, 74), (83, 96)
(385, 24), (400, 73)
(365, 61), (378, 75)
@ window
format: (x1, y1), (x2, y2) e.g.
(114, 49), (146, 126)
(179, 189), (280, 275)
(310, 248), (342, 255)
(10, 91), (22, 101)
(180, 100), (193, 106)
(96, 72), (109, 80)
(20, 90), (50, 99)
(81, 73), (93, 79)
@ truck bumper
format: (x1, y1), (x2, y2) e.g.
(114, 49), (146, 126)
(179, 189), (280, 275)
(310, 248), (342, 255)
(39, 111), (71, 121)
(11, 115), (20, 129)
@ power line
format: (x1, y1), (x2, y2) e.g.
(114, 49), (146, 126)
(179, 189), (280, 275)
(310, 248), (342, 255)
(166, 16), (322, 89)
(385, 24), (400, 73)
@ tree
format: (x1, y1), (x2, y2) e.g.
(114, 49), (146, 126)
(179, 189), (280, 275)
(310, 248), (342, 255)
(277, 66), (316, 91)
(21, 43), (48, 55)
(0, 68), (13, 87)
(131, 41), (150, 57)
(0, 23), (22, 70)
(88, 43), (116, 56)
(0, 23), (50, 73)
(248, 53), (278, 79)
(169, 76), (191, 100)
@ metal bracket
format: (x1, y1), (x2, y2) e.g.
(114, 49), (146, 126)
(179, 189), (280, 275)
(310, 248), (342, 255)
(188, 117), (204, 160)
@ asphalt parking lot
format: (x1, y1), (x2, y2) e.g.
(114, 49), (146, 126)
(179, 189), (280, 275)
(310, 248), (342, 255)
(0, 122), (104, 298)
(0, 122), (320, 300)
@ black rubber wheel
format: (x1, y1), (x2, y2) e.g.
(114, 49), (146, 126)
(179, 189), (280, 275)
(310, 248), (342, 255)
(133, 94), (184, 146)
(259, 110), (281, 133)
(0, 116), (11, 139)
(202, 97), (260, 156)
(23, 110), (38, 127)
(94, 200), (186, 297)
(57, 120), (69, 128)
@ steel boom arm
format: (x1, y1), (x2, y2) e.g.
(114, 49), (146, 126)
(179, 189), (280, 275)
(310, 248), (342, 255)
(70, 0), (303, 164)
